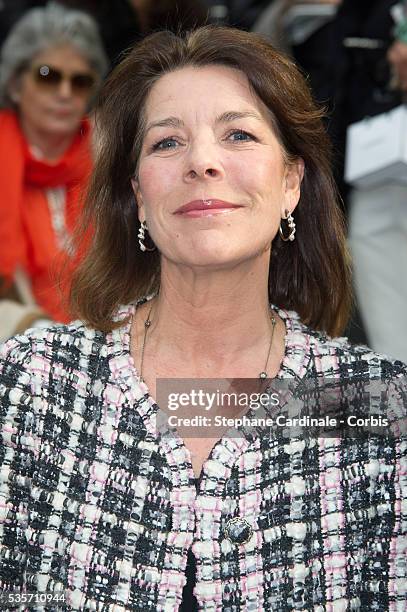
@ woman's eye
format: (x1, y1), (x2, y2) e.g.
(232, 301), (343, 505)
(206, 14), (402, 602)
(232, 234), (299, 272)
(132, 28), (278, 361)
(151, 137), (180, 151)
(227, 129), (255, 142)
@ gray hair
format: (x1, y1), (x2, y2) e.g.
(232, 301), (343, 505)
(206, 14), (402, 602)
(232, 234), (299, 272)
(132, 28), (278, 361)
(0, 2), (109, 107)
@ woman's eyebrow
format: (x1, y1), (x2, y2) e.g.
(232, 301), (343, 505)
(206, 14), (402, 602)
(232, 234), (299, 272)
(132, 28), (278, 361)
(145, 116), (183, 133)
(145, 110), (262, 134)
(216, 110), (262, 123)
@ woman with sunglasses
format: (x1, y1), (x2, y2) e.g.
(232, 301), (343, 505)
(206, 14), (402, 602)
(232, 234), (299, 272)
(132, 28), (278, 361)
(0, 3), (107, 338)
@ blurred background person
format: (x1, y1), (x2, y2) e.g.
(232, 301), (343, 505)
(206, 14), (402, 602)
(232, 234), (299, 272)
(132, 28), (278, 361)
(0, 2), (108, 341)
(343, 0), (407, 363)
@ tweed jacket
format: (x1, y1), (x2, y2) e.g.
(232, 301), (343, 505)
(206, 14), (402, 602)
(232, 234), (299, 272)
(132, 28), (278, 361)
(0, 302), (406, 611)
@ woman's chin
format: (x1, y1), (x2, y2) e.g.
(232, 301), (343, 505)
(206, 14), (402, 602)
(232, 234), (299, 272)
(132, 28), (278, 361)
(42, 116), (82, 138)
(164, 246), (260, 270)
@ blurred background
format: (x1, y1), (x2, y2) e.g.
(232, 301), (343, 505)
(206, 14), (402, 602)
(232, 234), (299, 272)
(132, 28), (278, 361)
(1, 0), (406, 363)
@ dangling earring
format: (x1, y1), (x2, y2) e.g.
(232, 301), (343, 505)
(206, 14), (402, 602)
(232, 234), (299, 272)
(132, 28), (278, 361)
(279, 209), (296, 242)
(138, 220), (156, 252)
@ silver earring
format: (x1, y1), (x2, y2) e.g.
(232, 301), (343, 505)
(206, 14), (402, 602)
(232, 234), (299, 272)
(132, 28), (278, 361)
(138, 220), (156, 252)
(279, 209), (296, 242)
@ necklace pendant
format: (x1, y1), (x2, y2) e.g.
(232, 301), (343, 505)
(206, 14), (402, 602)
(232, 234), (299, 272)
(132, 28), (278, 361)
(259, 371), (268, 379)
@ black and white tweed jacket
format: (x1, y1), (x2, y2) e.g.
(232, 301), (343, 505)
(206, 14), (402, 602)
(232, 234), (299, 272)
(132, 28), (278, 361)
(0, 302), (406, 611)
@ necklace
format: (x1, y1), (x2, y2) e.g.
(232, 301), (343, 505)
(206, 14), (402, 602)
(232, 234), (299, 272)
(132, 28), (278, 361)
(138, 301), (154, 383)
(135, 300), (277, 382)
(259, 313), (277, 379)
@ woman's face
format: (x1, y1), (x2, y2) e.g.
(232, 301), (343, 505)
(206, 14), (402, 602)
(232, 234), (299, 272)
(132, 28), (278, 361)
(133, 65), (304, 268)
(11, 44), (95, 139)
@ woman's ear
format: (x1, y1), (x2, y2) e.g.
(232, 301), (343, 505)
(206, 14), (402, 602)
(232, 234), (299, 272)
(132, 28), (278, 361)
(282, 158), (305, 216)
(131, 176), (145, 223)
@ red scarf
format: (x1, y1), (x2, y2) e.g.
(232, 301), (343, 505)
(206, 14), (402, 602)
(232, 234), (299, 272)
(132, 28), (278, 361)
(0, 110), (92, 322)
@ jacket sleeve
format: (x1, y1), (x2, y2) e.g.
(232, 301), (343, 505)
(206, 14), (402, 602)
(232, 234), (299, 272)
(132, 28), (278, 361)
(388, 376), (407, 607)
(360, 373), (407, 607)
(0, 334), (34, 591)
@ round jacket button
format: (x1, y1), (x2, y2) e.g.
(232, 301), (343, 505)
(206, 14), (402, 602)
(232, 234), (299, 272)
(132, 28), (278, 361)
(224, 517), (253, 545)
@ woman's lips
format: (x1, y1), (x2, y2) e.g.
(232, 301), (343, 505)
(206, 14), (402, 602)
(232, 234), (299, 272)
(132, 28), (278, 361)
(51, 108), (74, 118)
(174, 199), (243, 217)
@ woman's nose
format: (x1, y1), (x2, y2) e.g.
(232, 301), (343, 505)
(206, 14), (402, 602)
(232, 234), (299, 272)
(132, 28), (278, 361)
(56, 77), (73, 98)
(185, 167), (220, 181)
(183, 141), (224, 182)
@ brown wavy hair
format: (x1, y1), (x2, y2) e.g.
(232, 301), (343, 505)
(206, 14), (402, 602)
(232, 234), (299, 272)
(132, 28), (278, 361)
(69, 25), (352, 335)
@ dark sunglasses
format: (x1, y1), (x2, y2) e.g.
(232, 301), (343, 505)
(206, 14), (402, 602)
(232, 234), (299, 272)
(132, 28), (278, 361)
(30, 64), (96, 95)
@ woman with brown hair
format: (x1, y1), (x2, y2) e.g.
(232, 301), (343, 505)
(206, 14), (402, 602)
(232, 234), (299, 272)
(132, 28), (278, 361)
(0, 25), (406, 611)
